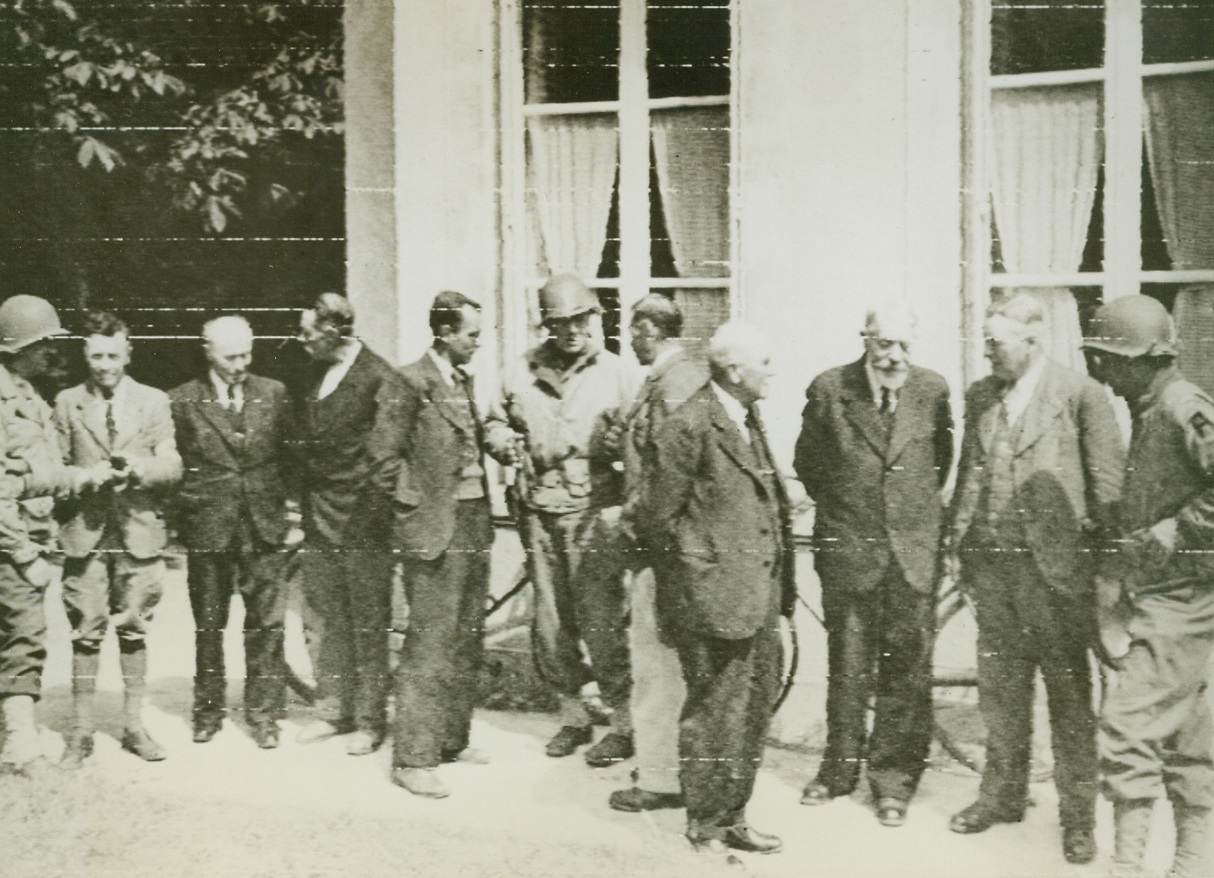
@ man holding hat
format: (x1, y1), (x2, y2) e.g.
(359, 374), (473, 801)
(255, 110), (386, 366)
(1083, 295), (1214, 878)
(0, 295), (71, 771)
(485, 274), (638, 764)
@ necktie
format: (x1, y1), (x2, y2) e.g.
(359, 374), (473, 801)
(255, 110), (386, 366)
(879, 386), (896, 432)
(104, 397), (117, 447)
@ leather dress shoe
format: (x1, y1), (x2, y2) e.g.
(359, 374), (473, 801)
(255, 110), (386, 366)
(584, 732), (634, 767)
(391, 766), (450, 799)
(59, 732), (94, 770)
(545, 725), (593, 758)
(296, 718), (355, 745)
(800, 780), (845, 806)
(688, 823), (783, 855)
(251, 723), (280, 750)
(949, 801), (1025, 834)
(193, 720), (222, 744)
(876, 798), (908, 828)
(346, 730), (383, 756)
(609, 786), (684, 813)
(121, 728), (167, 762)
(1062, 827), (1096, 864)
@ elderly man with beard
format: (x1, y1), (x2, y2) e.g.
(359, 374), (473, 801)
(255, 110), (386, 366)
(794, 302), (953, 827)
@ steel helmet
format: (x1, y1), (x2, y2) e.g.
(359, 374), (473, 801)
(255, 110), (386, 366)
(1082, 295), (1178, 359)
(0, 295), (65, 353)
(538, 274), (600, 323)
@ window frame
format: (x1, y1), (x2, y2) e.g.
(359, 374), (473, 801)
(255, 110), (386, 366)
(497, 0), (740, 365)
(962, 0), (1214, 383)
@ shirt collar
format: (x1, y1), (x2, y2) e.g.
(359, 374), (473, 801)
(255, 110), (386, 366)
(427, 347), (459, 387)
(89, 374), (131, 403)
(1132, 363), (1183, 417)
(863, 356), (903, 405)
(331, 339), (362, 371)
(1001, 355), (1048, 421)
(710, 380), (750, 437)
(649, 345), (680, 375)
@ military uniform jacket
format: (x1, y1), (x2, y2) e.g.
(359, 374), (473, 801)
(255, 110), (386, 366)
(1114, 365), (1214, 588)
(169, 374), (296, 552)
(794, 359), (953, 595)
(54, 379), (181, 559)
(0, 365), (67, 564)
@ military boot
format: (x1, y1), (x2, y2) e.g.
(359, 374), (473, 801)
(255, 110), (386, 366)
(1112, 798), (1155, 878)
(0, 695), (41, 771)
(1168, 802), (1211, 878)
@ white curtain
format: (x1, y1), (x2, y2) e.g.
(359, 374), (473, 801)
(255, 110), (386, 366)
(526, 115), (618, 279)
(651, 107), (731, 279)
(990, 84), (1102, 372)
(1144, 72), (1214, 394)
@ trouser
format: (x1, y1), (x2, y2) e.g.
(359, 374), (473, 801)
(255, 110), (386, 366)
(393, 499), (492, 769)
(628, 566), (685, 794)
(675, 617), (782, 827)
(526, 506), (631, 732)
(187, 538), (288, 727)
(1101, 579), (1214, 809)
(62, 550), (164, 654)
(300, 541), (394, 736)
(966, 546), (1098, 830)
(815, 563), (935, 802)
(0, 560), (46, 699)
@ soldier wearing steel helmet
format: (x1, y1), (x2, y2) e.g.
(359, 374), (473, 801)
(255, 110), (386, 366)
(485, 274), (639, 764)
(0, 295), (71, 772)
(1083, 294), (1214, 878)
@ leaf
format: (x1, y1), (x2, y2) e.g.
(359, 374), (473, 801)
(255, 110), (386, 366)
(63, 61), (92, 86)
(76, 136), (95, 168)
(206, 197), (228, 233)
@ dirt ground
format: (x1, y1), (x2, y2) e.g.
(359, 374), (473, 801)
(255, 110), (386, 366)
(0, 549), (1199, 878)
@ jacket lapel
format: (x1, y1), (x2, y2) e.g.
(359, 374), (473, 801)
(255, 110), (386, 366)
(76, 393), (111, 453)
(419, 354), (475, 436)
(194, 382), (243, 452)
(1014, 364), (1065, 456)
(706, 391), (766, 493)
(886, 372), (924, 463)
(840, 360), (890, 459)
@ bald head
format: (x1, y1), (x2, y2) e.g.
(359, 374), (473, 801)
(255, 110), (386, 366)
(708, 322), (774, 405)
(203, 315), (254, 385)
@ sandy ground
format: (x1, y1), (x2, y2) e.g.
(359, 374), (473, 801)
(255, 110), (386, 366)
(0, 542), (1199, 878)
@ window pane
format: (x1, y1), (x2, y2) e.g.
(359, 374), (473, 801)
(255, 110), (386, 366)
(670, 287), (729, 351)
(1143, 72), (1214, 270)
(647, 0), (730, 99)
(1144, 0), (1214, 65)
(524, 0), (619, 104)
(991, 0), (1104, 75)
(1148, 282), (1214, 395)
(651, 106), (731, 278)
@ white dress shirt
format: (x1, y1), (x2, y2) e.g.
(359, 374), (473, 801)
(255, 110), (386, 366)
(1001, 355), (1048, 423)
(316, 339), (362, 401)
(710, 380), (750, 443)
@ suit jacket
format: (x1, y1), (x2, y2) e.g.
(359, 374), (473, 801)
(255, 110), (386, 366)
(644, 383), (795, 640)
(619, 349), (709, 547)
(169, 373), (296, 552)
(390, 352), (491, 561)
(297, 344), (400, 547)
(794, 359), (953, 594)
(54, 379), (182, 559)
(949, 361), (1125, 593)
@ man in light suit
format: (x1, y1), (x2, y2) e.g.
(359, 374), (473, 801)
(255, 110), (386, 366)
(295, 293), (400, 756)
(389, 291), (494, 799)
(608, 294), (707, 813)
(794, 302), (953, 827)
(645, 323), (795, 855)
(169, 315), (297, 749)
(945, 292), (1124, 865)
(55, 311), (182, 768)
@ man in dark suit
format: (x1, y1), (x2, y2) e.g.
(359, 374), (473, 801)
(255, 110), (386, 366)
(793, 302), (953, 827)
(294, 293), (400, 756)
(645, 323), (795, 855)
(55, 311), (182, 767)
(945, 292), (1124, 866)
(608, 294), (707, 813)
(169, 315), (296, 749)
(387, 291), (494, 799)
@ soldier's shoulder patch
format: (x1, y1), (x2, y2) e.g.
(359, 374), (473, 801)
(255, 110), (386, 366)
(1191, 410), (1214, 440)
